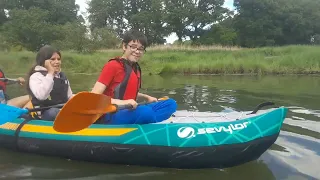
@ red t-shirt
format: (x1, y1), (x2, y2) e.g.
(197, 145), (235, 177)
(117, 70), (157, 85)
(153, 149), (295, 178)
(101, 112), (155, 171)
(97, 60), (125, 97)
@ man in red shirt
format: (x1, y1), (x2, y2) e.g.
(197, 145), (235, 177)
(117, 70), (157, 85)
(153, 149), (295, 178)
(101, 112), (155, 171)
(91, 29), (177, 124)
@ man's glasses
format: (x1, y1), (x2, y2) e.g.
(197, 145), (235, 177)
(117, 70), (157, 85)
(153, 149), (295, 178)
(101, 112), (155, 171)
(127, 44), (146, 53)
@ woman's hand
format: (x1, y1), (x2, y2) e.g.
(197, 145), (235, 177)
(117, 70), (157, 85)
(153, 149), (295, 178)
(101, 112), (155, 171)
(44, 60), (55, 75)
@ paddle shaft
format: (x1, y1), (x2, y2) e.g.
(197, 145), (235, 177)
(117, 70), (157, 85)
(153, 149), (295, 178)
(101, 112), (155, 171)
(116, 102), (149, 111)
(0, 78), (19, 83)
(27, 103), (64, 112)
(115, 97), (169, 111)
(26, 98), (167, 113)
(26, 98), (270, 116)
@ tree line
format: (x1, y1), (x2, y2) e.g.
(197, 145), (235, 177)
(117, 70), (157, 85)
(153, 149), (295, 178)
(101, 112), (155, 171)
(0, 0), (319, 52)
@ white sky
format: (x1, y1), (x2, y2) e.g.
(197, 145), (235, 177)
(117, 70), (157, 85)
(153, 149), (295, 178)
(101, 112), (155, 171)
(75, 0), (235, 44)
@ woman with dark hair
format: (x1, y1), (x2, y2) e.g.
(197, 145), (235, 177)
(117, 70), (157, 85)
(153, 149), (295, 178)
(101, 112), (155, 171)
(26, 45), (73, 121)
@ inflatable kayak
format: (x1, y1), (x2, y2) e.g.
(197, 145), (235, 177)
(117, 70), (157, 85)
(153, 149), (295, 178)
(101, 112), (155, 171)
(0, 102), (288, 169)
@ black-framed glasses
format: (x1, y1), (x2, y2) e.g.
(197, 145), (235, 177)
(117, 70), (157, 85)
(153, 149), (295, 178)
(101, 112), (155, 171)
(127, 44), (146, 53)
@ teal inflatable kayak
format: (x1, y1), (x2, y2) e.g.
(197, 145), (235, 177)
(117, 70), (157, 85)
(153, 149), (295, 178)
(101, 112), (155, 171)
(0, 102), (288, 169)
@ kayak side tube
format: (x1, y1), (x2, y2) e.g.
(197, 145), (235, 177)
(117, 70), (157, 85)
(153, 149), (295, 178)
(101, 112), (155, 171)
(0, 107), (288, 169)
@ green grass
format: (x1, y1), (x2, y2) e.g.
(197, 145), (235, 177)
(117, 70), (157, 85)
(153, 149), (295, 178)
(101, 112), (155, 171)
(1, 45), (320, 75)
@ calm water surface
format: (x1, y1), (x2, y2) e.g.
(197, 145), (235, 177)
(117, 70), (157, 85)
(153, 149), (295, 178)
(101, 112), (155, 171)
(1, 74), (319, 180)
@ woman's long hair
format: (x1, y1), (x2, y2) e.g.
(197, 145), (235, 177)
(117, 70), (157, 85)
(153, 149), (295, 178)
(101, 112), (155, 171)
(26, 45), (61, 94)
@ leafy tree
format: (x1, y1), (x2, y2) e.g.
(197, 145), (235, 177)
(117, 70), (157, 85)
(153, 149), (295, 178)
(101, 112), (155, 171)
(88, 0), (169, 45)
(233, 0), (320, 47)
(127, 0), (169, 44)
(164, 0), (230, 43)
(52, 22), (93, 53)
(3, 0), (80, 24)
(0, 10), (7, 26)
(198, 24), (237, 46)
(88, 0), (127, 36)
(163, 0), (190, 42)
(2, 8), (60, 51)
(90, 27), (120, 49)
(1, 0), (86, 51)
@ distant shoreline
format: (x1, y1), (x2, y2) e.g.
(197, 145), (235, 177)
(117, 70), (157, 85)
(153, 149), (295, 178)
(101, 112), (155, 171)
(1, 45), (320, 76)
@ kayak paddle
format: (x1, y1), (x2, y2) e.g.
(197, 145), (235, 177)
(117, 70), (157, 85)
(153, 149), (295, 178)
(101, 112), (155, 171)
(52, 92), (168, 133)
(0, 103), (64, 125)
(0, 78), (19, 83)
(0, 91), (108, 126)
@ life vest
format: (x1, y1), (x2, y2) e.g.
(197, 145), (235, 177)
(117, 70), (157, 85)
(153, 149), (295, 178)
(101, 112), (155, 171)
(28, 71), (69, 109)
(0, 69), (7, 104)
(109, 57), (141, 100)
(0, 69), (7, 92)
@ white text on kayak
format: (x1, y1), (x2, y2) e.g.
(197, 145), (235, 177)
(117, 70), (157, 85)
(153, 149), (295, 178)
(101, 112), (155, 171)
(177, 122), (251, 139)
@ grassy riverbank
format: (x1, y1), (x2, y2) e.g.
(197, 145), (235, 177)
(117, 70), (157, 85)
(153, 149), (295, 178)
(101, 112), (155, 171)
(1, 45), (320, 75)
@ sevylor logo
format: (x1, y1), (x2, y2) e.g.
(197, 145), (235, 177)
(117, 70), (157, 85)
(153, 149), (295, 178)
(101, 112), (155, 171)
(177, 122), (251, 139)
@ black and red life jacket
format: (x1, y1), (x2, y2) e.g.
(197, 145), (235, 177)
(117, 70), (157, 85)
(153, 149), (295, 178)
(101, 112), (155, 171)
(109, 57), (141, 100)
(0, 69), (7, 92)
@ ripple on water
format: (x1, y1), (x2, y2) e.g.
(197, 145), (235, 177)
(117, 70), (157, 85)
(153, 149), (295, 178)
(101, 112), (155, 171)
(283, 107), (320, 137)
(289, 107), (320, 118)
(269, 131), (320, 180)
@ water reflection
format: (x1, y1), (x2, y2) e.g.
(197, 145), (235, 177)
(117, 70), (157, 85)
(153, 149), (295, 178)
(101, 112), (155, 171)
(269, 131), (320, 179)
(0, 149), (277, 180)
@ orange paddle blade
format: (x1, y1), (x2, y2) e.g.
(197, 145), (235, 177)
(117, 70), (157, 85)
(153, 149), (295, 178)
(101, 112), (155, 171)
(158, 96), (169, 101)
(53, 91), (117, 133)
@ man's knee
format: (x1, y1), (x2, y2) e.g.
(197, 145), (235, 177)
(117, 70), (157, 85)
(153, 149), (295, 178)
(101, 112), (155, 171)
(164, 98), (178, 112)
(153, 98), (178, 113)
(133, 106), (155, 124)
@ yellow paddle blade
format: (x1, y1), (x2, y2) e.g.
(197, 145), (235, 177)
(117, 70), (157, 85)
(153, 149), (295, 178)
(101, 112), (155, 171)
(53, 91), (117, 133)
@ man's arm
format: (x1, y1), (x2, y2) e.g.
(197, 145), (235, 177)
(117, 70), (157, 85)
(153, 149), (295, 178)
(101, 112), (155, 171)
(91, 82), (127, 105)
(138, 92), (158, 102)
(91, 82), (107, 94)
(137, 92), (150, 100)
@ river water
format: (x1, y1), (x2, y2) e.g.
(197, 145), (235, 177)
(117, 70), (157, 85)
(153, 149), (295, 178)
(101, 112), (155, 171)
(1, 74), (319, 180)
